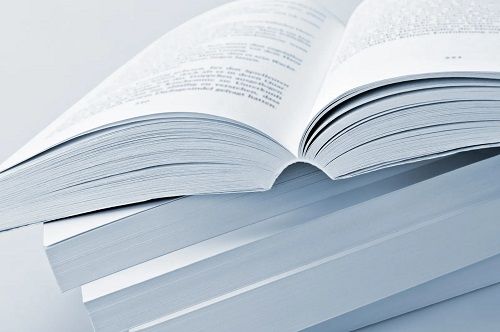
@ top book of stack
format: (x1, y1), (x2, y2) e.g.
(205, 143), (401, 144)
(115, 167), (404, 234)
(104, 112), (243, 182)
(1, 0), (500, 229)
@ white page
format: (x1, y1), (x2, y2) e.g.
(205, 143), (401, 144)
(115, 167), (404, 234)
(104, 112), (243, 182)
(1, 0), (345, 171)
(311, 0), (500, 118)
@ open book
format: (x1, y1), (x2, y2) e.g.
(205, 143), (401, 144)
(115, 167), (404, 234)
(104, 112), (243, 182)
(1, 0), (500, 229)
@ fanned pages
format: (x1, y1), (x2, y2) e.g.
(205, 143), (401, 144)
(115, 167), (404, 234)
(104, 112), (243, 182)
(1, 0), (500, 229)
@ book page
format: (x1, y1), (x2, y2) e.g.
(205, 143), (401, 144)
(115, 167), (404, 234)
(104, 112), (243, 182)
(312, 0), (500, 116)
(1, 0), (344, 171)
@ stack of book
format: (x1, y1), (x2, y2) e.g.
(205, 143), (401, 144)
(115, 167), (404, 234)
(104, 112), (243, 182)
(1, 0), (500, 331)
(41, 151), (500, 331)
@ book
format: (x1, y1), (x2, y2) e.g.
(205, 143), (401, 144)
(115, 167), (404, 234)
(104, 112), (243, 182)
(103, 251), (500, 332)
(44, 150), (496, 291)
(78, 158), (500, 332)
(2, 0), (500, 229)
